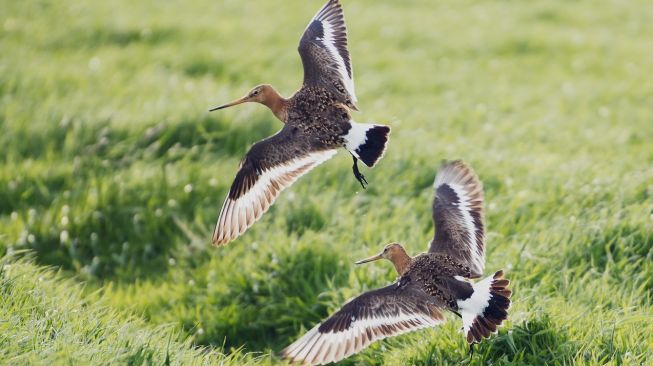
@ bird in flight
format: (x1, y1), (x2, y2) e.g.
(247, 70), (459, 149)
(210, 0), (390, 246)
(281, 161), (512, 365)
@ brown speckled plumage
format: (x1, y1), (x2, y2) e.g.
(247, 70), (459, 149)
(282, 161), (512, 366)
(210, 0), (390, 246)
(285, 86), (352, 146)
(403, 253), (473, 310)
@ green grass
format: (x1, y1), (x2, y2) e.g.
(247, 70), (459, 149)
(0, 255), (255, 365)
(1, 0), (653, 364)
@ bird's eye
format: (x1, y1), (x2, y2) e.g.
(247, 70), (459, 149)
(251, 90), (259, 96)
(383, 248), (388, 253)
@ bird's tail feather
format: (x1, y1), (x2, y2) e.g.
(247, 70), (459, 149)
(344, 122), (390, 167)
(457, 270), (511, 344)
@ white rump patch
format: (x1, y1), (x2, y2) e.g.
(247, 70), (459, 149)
(457, 274), (493, 335)
(343, 122), (379, 157)
(213, 149), (337, 245)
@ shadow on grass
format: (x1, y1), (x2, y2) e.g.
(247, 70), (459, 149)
(406, 315), (577, 366)
(46, 26), (179, 49)
(1, 111), (279, 280)
(0, 171), (70, 215)
(138, 114), (276, 160)
(1, 112), (276, 164)
(481, 315), (577, 364)
(564, 222), (653, 293)
(179, 56), (227, 79)
(284, 201), (326, 236)
(191, 245), (348, 351)
(12, 178), (180, 279)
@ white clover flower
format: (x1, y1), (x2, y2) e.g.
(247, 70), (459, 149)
(60, 230), (70, 244)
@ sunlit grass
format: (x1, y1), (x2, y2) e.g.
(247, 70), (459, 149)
(0, 256), (255, 365)
(1, 0), (652, 364)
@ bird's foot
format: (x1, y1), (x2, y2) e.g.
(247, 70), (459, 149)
(352, 156), (368, 189)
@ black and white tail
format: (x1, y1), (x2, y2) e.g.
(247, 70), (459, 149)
(344, 122), (390, 167)
(457, 270), (511, 344)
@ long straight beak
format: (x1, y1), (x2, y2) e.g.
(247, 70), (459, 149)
(355, 252), (383, 265)
(209, 97), (248, 112)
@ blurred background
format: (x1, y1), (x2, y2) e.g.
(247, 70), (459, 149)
(1, 0), (651, 364)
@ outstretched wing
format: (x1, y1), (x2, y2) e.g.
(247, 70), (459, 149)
(212, 126), (337, 245)
(281, 282), (445, 365)
(429, 160), (485, 277)
(298, 0), (357, 107)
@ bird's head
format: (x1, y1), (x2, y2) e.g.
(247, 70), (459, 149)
(355, 243), (408, 265)
(209, 84), (276, 111)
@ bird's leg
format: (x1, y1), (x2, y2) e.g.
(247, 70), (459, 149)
(468, 343), (475, 356)
(452, 310), (462, 318)
(351, 155), (368, 189)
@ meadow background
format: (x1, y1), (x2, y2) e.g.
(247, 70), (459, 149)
(1, 0), (652, 364)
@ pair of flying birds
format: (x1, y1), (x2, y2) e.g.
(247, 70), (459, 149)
(209, 0), (511, 364)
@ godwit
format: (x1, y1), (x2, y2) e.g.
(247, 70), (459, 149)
(210, 0), (390, 246)
(281, 161), (512, 365)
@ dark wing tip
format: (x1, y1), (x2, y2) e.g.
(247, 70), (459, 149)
(315, 0), (344, 21)
(435, 159), (481, 186)
(434, 159), (484, 207)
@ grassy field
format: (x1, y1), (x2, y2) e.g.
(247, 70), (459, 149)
(1, 0), (652, 364)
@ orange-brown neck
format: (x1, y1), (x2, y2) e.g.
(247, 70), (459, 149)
(388, 251), (412, 276)
(261, 89), (289, 123)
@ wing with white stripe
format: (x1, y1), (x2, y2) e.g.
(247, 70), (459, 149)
(299, 0), (357, 107)
(429, 160), (485, 277)
(281, 282), (444, 365)
(212, 126), (337, 245)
